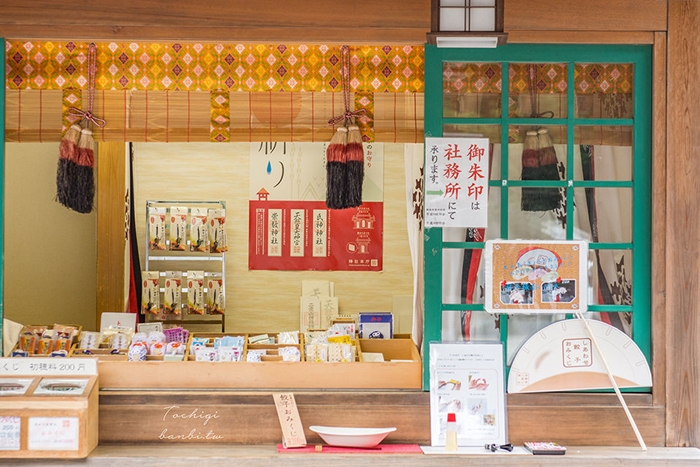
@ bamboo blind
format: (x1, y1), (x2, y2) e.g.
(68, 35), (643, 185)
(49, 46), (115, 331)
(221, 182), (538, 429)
(4, 89), (425, 143)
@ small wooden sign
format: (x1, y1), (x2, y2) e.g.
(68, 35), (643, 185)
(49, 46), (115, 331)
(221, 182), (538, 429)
(272, 393), (306, 448)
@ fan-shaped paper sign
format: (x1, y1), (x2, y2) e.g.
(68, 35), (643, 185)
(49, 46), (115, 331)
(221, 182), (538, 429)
(508, 319), (652, 393)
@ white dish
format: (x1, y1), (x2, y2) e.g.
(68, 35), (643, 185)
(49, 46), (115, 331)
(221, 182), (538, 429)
(309, 426), (397, 448)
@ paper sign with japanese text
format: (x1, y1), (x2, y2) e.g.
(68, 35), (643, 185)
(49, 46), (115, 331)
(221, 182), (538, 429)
(429, 342), (506, 447)
(424, 137), (489, 228)
(249, 142), (384, 271)
(273, 393), (307, 448)
(484, 240), (588, 313)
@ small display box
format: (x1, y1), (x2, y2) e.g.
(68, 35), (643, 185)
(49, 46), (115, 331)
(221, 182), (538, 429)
(0, 358), (98, 459)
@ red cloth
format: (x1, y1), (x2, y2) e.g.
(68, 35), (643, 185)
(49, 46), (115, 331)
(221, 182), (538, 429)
(277, 444), (423, 454)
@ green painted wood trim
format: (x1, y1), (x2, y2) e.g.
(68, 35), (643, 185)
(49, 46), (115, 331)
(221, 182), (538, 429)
(630, 46), (653, 360)
(422, 44), (444, 389)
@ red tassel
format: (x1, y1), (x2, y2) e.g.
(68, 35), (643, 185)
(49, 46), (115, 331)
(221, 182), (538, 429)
(345, 125), (364, 208)
(59, 124), (82, 161)
(326, 126), (348, 209)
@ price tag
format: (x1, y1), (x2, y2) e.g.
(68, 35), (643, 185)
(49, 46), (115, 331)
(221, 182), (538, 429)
(0, 416), (21, 451)
(273, 393), (307, 448)
(0, 358), (97, 376)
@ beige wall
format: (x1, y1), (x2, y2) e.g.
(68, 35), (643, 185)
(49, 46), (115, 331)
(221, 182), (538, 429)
(133, 142), (414, 332)
(4, 143), (97, 330)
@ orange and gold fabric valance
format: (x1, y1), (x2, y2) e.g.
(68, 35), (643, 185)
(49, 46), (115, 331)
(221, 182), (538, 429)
(5, 41), (424, 143)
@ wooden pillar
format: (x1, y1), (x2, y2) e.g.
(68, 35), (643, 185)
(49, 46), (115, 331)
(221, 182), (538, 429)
(666, 0), (700, 448)
(96, 142), (128, 324)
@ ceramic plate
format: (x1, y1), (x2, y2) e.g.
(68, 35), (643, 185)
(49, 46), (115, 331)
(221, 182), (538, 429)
(309, 426), (396, 448)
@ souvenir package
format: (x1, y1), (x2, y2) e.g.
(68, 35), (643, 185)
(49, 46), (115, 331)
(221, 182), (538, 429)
(109, 332), (131, 350)
(190, 207), (209, 252)
(164, 271), (183, 315)
(218, 346), (242, 362)
(146, 331), (167, 346)
(165, 341), (185, 355)
(37, 338), (55, 355)
(80, 331), (101, 350)
(128, 342), (148, 361)
(19, 334), (38, 354)
(206, 278), (225, 314)
(148, 206), (167, 250)
(278, 331), (300, 345)
(169, 206), (188, 251)
(53, 338), (72, 353)
(141, 271), (161, 314)
(208, 208), (228, 253)
(279, 347), (301, 362)
(187, 271), (205, 315)
(195, 346), (218, 362)
(53, 324), (78, 341)
(150, 342), (167, 356)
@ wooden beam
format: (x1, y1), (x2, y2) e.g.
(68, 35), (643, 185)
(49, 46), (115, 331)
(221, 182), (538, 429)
(666, 0), (700, 448)
(96, 142), (127, 322)
(0, 0), (430, 43)
(651, 31), (667, 409)
(507, 31), (655, 44)
(505, 0), (667, 32)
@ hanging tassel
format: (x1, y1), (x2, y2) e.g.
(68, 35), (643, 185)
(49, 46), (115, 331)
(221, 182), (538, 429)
(535, 127), (561, 209)
(345, 124), (364, 208)
(520, 130), (541, 211)
(521, 128), (560, 211)
(59, 124), (82, 163)
(71, 127), (96, 214)
(56, 124), (83, 210)
(325, 125), (348, 209)
(56, 43), (105, 214)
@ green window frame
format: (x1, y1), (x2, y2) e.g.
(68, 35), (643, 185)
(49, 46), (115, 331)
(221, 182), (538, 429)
(422, 43), (652, 389)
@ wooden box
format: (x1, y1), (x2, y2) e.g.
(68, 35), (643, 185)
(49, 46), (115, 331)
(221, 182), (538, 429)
(69, 345), (128, 361)
(97, 337), (422, 389)
(0, 375), (98, 458)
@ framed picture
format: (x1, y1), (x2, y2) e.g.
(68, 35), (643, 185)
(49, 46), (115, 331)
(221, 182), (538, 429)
(485, 240), (588, 314)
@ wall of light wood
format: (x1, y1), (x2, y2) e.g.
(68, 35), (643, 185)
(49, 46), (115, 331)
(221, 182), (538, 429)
(132, 143), (415, 332)
(3, 143), (97, 330)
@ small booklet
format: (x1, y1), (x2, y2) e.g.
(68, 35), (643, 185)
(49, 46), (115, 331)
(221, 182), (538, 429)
(523, 442), (566, 455)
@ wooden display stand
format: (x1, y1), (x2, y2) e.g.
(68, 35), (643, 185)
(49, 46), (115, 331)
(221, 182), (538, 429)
(0, 361), (98, 459)
(96, 337), (422, 389)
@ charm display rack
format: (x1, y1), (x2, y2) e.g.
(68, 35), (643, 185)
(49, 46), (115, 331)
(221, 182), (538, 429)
(144, 200), (226, 332)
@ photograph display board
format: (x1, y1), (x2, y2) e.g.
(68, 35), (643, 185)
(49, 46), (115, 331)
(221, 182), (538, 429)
(429, 342), (506, 447)
(485, 240), (588, 313)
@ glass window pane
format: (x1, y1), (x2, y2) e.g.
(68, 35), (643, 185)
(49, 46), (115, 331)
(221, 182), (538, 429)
(508, 186), (568, 239)
(586, 249), (633, 307)
(573, 187), (632, 243)
(442, 246), (488, 305)
(509, 63), (567, 118)
(470, 7), (496, 31)
(442, 310), (501, 342)
(471, 0), (496, 6)
(573, 134), (633, 181)
(440, 178), (502, 245)
(507, 125), (567, 180)
(440, 8), (466, 31)
(574, 63), (634, 119)
(443, 62), (502, 118)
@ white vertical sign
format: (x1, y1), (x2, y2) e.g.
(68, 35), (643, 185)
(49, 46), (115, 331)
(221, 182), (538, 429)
(267, 209), (283, 257)
(424, 137), (489, 228)
(312, 210), (327, 257)
(290, 209), (305, 257)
